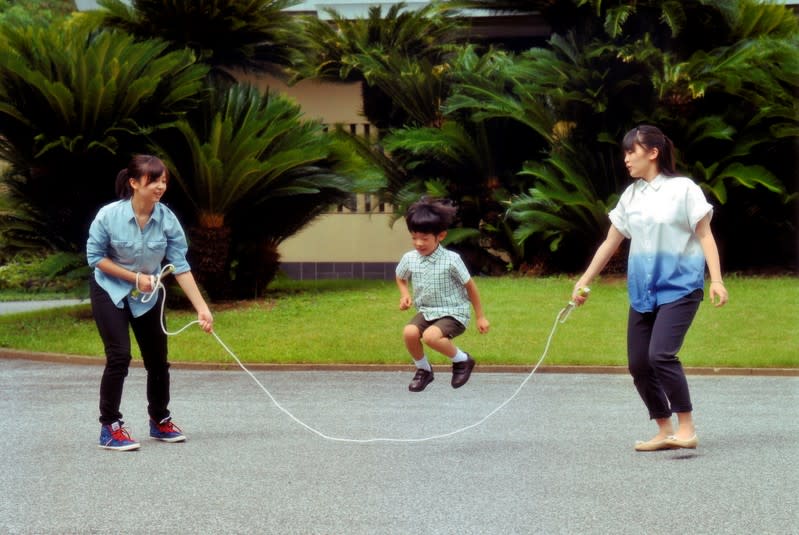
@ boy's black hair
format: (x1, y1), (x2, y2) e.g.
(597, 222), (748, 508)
(405, 197), (458, 234)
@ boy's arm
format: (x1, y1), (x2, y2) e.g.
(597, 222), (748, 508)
(396, 276), (412, 310)
(465, 279), (489, 334)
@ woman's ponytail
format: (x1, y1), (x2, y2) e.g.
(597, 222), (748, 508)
(115, 169), (131, 199)
(660, 135), (676, 176)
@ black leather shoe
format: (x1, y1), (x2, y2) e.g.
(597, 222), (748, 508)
(451, 355), (475, 388)
(408, 368), (434, 392)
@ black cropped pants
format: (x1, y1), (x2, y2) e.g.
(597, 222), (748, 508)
(627, 290), (702, 420)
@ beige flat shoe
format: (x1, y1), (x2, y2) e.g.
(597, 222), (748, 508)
(634, 438), (676, 452)
(665, 435), (698, 449)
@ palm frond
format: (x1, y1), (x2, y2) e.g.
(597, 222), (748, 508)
(95, 0), (303, 75)
(0, 18), (208, 250)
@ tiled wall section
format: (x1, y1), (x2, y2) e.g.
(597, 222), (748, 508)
(280, 262), (397, 280)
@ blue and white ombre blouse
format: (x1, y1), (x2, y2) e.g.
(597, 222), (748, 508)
(87, 199), (191, 318)
(609, 174), (712, 313)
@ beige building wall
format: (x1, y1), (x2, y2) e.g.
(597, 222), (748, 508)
(279, 195), (410, 262)
(236, 72), (364, 125)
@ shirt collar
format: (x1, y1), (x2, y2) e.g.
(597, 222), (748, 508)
(420, 245), (445, 263)
(635, 173), (666, 192)
(125, 199), (161, 224)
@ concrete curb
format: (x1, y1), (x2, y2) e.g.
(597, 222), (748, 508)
(1, 347), (797, 376)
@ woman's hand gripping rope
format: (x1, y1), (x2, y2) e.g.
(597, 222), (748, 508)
(558, 287), (591, 323)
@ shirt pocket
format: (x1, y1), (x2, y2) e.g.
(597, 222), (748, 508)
(110, 240), (137, 263)
(146, 240), (167, 260)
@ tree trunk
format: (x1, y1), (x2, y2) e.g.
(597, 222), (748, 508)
(232, 239), (281, 298)
(187, 225), (232, 301)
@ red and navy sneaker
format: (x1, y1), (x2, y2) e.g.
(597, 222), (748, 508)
(149, 416), (186, 443)
(99, 421), (140, 451)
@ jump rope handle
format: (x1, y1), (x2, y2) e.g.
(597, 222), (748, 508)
(558, 286), (591, 323)
(139, 264), (176, 303)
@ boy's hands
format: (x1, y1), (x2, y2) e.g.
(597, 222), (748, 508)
(396, 277), (412, 310)
(476, 316), (490, 334)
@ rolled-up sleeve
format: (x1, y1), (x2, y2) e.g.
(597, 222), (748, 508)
(608, 190), (632, 239)
(162, 210), (191, 274)
(86, 207), (109, 269)
(685, 182), (712, 230)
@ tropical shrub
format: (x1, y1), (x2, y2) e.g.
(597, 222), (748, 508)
(0, 0), (74, 25)
(0, 17), (208, 252)
(0, 251), (89, 294)
(462, 0), (798, 271)
(151, 83), (365, 298)
(86, 0), (302, 81)
(292, 1), (463, 130)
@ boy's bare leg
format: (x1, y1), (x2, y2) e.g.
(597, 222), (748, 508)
(420, 326), (456, 358)
(403, 324), (425, 360)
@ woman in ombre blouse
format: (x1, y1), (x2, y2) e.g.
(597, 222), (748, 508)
(572, 125), (728, 452)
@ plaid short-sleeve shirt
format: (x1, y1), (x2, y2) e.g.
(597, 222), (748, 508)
(396, 245), (472, 326)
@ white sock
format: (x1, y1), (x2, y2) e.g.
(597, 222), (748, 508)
(452, 349), (468, 363)
(414, 355), (431, 371)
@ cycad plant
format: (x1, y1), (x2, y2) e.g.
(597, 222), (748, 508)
(0, 17), (208, 252)
(383, 117), (534, 273)
(329, 44), (542, 273)
(507, 140), (621, 267)
(0, 0), (75, 25)
(459, 0), (797, 270)
(293, 1), (463, 130)
(152, 83), (359, 298)
(440, 37), (634, 269)
(87, 0), (303, 81)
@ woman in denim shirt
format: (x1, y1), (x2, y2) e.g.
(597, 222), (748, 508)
(572, 125), (728, 452)
(87, 155), (213, 451)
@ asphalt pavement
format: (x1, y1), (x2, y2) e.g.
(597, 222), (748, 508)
(1, 357), (797, 535)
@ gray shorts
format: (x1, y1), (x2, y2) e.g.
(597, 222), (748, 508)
(408, 313), (466, 339)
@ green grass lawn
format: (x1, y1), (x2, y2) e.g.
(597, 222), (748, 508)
(0, 276), (796, 368)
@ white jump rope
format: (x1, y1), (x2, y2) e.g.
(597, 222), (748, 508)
(146, 264), (589, 443)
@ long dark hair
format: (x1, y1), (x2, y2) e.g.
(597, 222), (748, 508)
(622, 125), (677, 176)
(115, 154), (168, 199)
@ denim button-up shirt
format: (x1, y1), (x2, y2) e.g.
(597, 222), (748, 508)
(87, 199), (191, 317)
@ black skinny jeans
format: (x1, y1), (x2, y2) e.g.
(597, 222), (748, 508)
(90, 278), (170, 425)
(627, 289), (702, 420)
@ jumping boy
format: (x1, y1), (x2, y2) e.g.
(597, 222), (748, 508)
(395, 197), (490, 392)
